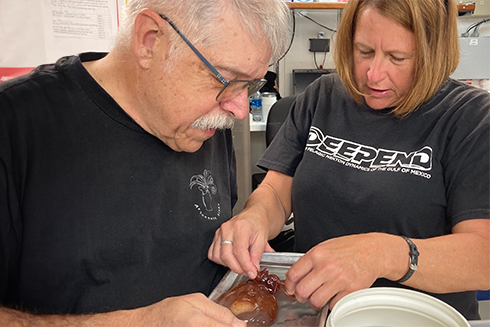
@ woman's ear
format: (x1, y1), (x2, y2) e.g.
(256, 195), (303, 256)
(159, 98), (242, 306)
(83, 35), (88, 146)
(132, 9), (166, 69)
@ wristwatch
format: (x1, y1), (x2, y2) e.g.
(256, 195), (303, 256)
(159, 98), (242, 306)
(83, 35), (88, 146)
(397, 236), (419, 283)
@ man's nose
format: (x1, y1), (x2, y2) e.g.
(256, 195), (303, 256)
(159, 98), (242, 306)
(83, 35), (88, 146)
(220, 90), (250, 120)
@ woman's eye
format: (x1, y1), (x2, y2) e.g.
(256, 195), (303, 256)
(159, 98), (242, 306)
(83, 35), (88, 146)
(391, 55), (405, 62)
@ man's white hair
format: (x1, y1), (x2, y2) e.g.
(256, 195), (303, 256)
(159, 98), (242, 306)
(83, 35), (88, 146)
(115, 0), (292, 65)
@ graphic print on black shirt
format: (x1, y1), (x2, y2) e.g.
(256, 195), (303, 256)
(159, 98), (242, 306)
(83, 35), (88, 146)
(306, 126), (433, 179)
(190, 169), (222, 220)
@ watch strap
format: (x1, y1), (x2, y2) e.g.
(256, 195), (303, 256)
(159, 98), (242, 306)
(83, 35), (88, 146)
(396, 236), (419, 283)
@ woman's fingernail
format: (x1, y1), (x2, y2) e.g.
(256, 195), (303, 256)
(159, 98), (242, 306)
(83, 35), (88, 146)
(247, 271), (255, 279)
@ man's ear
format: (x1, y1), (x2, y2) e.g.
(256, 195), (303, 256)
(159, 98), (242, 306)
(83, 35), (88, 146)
(132, 9), (166, 69)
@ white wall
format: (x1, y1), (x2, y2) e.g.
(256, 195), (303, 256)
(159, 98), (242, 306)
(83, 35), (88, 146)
(278, 9), (339, 97)
(277, 9), (490, 97)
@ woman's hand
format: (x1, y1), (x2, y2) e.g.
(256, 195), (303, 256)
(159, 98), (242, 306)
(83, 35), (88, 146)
(284, 233), (403, 310)
(285, 219), (490, 311)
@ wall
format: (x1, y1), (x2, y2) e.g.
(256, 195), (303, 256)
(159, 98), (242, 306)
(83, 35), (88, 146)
(278, 9), (339, 97)
(276, 8), (490, 97)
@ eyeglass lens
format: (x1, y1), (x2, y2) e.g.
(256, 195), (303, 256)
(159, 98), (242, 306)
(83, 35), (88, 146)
(216, 79), (267, 102)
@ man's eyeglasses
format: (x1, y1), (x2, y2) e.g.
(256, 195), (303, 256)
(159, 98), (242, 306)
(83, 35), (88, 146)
(158, 13), (266, 102)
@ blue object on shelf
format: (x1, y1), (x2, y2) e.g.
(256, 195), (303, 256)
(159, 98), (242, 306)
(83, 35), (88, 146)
(477, 290), (490, 301)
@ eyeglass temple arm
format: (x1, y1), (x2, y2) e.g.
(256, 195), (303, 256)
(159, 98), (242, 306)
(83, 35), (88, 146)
(158, 14), (228, 86)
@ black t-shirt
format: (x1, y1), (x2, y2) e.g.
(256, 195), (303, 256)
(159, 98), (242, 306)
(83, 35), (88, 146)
(258, 74), (490, 320)
(0, 53), (236, 314)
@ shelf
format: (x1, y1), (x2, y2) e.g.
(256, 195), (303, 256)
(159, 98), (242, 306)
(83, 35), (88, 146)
(287, 2), (346, 10)
(286, 2), (476, 15)
(250, 121), (266, 132)
(457, 2), (476, 15)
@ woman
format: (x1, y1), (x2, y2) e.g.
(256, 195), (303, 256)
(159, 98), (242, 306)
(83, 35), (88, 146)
(209, 0), (490, 320)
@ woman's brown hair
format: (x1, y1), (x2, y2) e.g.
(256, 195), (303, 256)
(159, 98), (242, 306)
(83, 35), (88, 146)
(333, 0), (460, 118)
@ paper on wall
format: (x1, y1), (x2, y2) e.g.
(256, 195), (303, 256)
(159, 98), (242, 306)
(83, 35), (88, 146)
(0, 0), (125, 82)
(41, 0), (120, 61)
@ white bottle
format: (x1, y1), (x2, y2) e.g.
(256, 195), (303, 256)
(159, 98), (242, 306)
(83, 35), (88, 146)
(261, 92), (277, 123)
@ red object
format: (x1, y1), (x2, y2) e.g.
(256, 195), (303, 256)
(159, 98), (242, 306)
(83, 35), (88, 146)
(0, 67), (35, 83)
(217, 269), (283, 326)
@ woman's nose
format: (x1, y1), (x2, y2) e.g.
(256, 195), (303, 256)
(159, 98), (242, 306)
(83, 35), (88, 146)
(367, 56), (388, 83)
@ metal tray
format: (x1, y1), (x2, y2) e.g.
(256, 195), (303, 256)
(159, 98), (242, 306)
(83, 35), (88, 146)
(209, 252), (322, 326)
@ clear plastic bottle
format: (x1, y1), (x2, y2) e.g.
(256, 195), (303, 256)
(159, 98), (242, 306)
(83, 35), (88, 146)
(250, 91), (263, 122)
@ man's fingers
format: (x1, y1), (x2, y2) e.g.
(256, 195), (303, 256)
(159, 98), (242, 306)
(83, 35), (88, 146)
(185, 294), (246, 327)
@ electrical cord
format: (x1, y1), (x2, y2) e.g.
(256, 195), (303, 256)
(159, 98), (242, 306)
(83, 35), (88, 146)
(297, 12), (336, 33)
(313, 51), (327, 70)
(272, 11), (338, 69)
(296, 12), (336, 69)
(272, 12), (296, 66)
(461, 17), (490, 37)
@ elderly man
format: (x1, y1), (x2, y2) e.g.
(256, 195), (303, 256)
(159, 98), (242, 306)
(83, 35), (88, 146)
(0, 0), (291, 326)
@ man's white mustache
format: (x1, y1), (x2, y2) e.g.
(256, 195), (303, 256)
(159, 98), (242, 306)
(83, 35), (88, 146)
(191, 113), (235, 130)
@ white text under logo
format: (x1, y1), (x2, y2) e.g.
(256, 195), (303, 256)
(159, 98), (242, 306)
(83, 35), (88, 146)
(306, 127), (433, 179)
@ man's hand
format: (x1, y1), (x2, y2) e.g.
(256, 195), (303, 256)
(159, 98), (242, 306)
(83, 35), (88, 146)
(135, 293), (246, 327)
(0, 293), (246, 327)
(208, 208), (273, 280)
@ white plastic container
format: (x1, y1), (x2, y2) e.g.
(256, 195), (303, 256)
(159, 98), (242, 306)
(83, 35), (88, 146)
(261, 92), (277, 123)
(323, 287), (470, 327)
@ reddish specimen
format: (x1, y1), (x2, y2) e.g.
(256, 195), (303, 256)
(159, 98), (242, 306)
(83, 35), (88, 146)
(217, 269), (284, 326)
